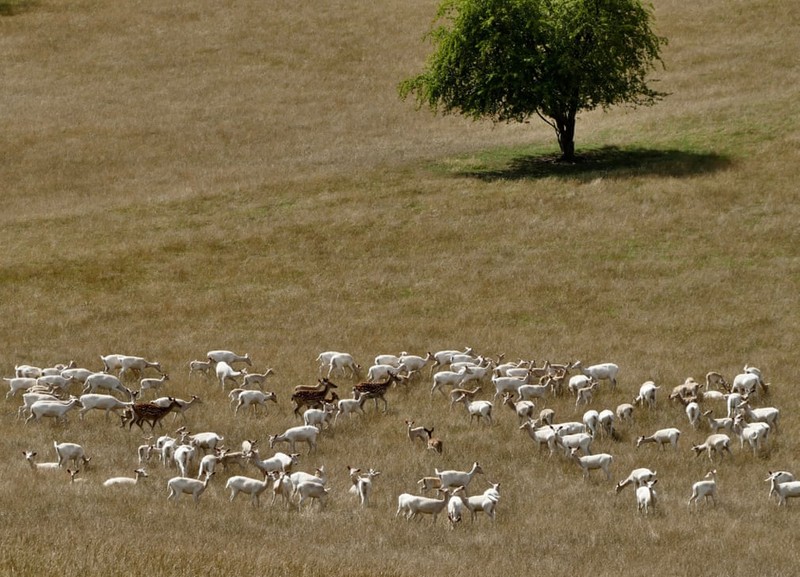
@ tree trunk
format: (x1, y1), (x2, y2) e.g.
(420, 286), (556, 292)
(554, 111), (577, 162)
(559, 134), (575, 162)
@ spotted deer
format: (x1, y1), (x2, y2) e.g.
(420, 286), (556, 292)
(355, 373), (401, 412)
(127, 398), (181, 430)
(290, 379), (339, 417)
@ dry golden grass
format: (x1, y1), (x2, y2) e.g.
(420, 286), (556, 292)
(1, 0), (799, 575)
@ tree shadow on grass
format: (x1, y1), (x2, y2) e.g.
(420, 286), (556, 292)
(462, 146), (733, 182)
(0, 0), (37, 16)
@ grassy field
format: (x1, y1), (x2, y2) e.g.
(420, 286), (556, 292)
(1, 0), (799, 575)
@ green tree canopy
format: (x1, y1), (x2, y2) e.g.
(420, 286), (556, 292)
(399, 0), (667, 161)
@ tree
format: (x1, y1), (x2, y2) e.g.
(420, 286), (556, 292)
(399, 0), (667, 162)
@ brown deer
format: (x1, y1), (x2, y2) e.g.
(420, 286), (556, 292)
(354, 373), (400, 413)
(293, 378), (337, 394)
(424, 427), (443, 454)
(291, 379), (339, 417)
(127, 398), (181, 430)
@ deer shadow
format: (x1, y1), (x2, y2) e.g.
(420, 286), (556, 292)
(461, 146), (733, 182)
